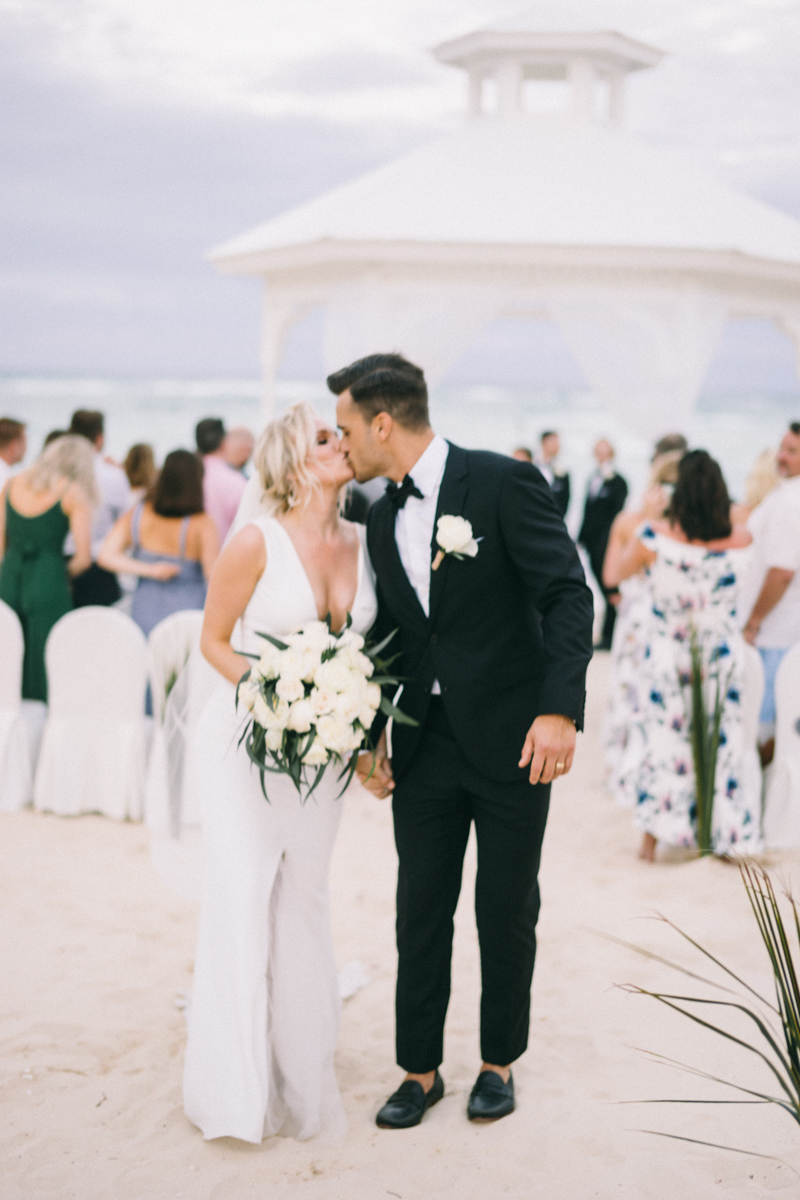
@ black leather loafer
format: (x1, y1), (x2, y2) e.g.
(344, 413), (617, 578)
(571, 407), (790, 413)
(376, 1071), (445, 1128)
(467, 1069), (515, 1122)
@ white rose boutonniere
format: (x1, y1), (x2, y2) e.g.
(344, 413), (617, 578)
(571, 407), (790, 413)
(432, 515), (480, 571)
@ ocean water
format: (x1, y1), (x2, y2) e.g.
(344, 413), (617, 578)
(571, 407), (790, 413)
(2, 375), (798, 534)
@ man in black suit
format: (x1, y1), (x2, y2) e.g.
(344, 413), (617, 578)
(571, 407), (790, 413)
(534, 430), (570, 518)
(329, 355), (593, 1128)
(578, 439), (628, 651)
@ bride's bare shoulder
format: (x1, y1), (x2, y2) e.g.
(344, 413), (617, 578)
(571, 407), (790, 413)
(219, 522), (268, 570)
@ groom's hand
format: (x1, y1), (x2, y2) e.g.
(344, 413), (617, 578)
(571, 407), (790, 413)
(357, 729), (395, 800)
(519, 714), (576, 786)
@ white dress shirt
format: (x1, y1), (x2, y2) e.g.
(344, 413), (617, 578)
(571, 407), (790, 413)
(92, 454), (132, 559)
(394, 434), (449, 693)
(739, 473), (800, 649)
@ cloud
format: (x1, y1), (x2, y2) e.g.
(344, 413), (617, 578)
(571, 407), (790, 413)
(266, 49), (439, 95)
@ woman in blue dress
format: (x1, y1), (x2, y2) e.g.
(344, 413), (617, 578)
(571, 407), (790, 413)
(99, 450), (218, 636)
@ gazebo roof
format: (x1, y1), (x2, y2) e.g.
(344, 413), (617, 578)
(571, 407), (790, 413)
(210, 114), (800, 279)
(210, 17), (800, 288)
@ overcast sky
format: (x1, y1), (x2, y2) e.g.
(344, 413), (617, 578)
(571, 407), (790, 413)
(3, 0), (800, 389)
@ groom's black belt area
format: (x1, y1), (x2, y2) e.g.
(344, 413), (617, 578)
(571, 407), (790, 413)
(424, 695), (455, 740)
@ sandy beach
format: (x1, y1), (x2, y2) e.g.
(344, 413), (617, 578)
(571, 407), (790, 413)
(2, 654), (799, 1198)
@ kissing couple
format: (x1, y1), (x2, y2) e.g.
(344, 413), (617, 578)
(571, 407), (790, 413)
(182, 353), (593, 1143)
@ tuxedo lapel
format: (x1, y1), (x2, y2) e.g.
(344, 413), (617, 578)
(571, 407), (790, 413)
(428, 443), (468, 628)
(371, 495), (428, 630)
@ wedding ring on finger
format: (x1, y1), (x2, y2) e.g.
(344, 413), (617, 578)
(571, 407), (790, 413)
(555, 761), (565, 774)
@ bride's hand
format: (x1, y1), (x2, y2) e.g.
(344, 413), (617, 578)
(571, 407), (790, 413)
(357, 730), (394, 799)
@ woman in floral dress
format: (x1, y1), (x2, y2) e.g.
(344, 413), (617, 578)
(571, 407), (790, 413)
(606, 450), (759, 861)
(601, 451), (683, 806)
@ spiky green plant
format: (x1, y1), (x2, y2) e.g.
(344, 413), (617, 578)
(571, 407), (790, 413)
(683, 630), (728, 856)
(618, 863), (800, 1149)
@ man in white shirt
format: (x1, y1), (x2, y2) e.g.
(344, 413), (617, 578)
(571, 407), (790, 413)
(68, 410), (131, 606)
(741, 422), (800, 762)
(0, 418), (26, 493)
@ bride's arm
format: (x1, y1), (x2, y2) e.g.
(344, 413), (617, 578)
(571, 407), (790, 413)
(200, 525), (266, 685)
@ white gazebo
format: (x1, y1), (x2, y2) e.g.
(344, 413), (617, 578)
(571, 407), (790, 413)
(210, 19), (800, 437)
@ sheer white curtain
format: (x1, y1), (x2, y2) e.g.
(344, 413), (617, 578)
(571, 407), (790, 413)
(550, 287), (728, 439)
(323, 283), (508, 385)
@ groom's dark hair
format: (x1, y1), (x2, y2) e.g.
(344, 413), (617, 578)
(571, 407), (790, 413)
(327, 354), (429, 431)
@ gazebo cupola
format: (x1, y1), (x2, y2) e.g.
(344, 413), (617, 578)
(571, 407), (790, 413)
(433, 27), (664, 125)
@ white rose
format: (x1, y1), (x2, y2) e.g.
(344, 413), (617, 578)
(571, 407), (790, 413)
(275, 675), (305, 703)
(302, 736), (330, 766)
(358, 704), (377, 730)
(365, 682), (382, 710)
(286, 697), (315, 733)
(253, 694), (289, 730)
(301, 621), (335, 651)
(265, 728), (284, 752)
(237, 676), (261, 712)
(334, 692), (362, 725)
(310, 686), (337, 716)
(316, 715), (353, 754)
(436, 514), (478, 557)
(300, 647), (322, 683)
(258, 644), (281, 680)
(338, 629), (365, 651)
(278, 647), (304, 680)
(314, 656), (353, 694)
(348, 725), (366, 752)
(353, 651), (374, 678)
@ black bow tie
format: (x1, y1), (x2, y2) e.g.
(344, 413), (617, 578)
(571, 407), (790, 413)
(386, 474), (424, 510)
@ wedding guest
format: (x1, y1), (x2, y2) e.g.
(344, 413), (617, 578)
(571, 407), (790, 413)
(0, 436), (94, 701)
(196, 417), (247, 544)
(652, 432), (688, 460)
(0, 418), (26, 492)
(535, 431), (570, 518)
(742, 449), (779, 515)
(578, 439), (628, 650)
(606, 450), (757, 861)
(124, 443), (156, 504)
(511, 446), (533, 463)
(601, 451), (682, 806)
(222, 426), (255, 475)
(68, 409), (131, 607)
(43, 429), (67, 449)
(740, 423), (800, 765)
(98, 450), (218, 638)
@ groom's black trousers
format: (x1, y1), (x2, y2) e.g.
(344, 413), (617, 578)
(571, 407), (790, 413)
(391, 697), (550, 1073)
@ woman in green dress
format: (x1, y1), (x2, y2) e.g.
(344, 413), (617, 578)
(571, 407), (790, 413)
(0, 435), (95, 701)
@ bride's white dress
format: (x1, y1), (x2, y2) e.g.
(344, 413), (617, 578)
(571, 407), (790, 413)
(183, 516), (377, 1144)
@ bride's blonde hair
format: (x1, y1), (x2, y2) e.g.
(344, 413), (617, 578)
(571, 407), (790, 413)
(253, 401), (328, 515)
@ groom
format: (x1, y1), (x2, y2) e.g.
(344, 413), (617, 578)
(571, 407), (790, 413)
(329, 354), (594, 1126)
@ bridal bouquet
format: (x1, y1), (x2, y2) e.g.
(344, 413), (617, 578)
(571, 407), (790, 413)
(236, 617), (412, 801)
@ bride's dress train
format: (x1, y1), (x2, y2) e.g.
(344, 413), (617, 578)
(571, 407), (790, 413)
(183, 516), (377, 1144)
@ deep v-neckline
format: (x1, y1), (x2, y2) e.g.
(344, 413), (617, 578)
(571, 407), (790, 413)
(272, 518), (363, 633)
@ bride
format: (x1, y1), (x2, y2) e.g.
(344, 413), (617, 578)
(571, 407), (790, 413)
(183, 402), (378, 1144)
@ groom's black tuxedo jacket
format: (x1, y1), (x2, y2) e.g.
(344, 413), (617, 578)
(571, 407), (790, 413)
(366, 443), (594, 785)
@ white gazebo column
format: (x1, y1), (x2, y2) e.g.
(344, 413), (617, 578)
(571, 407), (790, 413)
(496, 59), (523, 117)
(608, 71), (625, 126)
(260, 283), (318, 424)
(776, 315), (800, 401)
(467, 69), (482, 117)
(569, 57), (595, 119)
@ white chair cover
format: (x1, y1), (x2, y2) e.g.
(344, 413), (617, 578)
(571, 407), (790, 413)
(763, 643), (800, 848)
(739, 643), (765, 837)
(33, 607), (148, 819)
(144, 610), (216, 833)
(0, 599), (34, 812)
